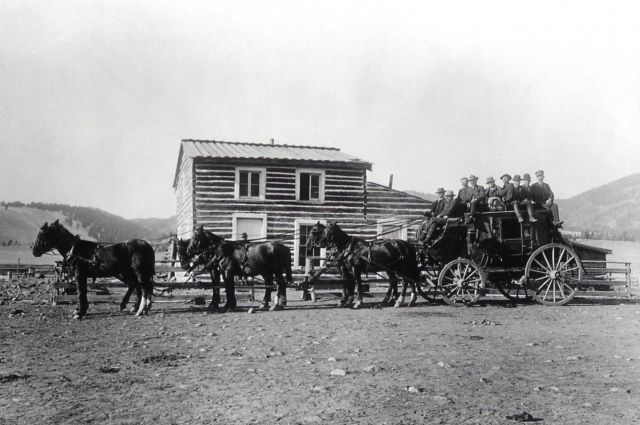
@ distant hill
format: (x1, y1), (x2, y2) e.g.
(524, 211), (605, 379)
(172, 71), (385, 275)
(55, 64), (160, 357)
(0, 202), (176, 245)
(556, 173), (640, 242)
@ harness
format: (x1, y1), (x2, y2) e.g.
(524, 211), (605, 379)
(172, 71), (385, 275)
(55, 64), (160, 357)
(64, 236), (103, 269)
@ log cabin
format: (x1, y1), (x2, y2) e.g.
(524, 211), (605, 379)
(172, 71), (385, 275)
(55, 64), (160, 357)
(173, 139), (431, 270)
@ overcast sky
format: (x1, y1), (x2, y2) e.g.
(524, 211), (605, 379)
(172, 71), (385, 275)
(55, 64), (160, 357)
(1, 0), (638, 219)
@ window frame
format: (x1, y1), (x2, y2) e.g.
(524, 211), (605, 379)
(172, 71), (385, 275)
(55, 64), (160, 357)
(231, 212), (268, 241)
(234, 167), (266, 200)
(293, 218), (327, 270)
(295, 168), (325, 203)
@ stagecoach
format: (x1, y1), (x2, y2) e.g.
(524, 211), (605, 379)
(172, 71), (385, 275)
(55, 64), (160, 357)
(415, 208), (583, 306)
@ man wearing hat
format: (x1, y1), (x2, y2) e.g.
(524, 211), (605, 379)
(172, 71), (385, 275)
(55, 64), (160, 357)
(457, 177), (473, 207)
(431, 187), (447, 217)
(485, 176), (500, 198)
(485, 176), (503, 212)
(421, 190), (463, 245)
(467, 174), (487, 216)
(510, 175), (537, 223)
(531, 170), (561, 225)
(498, 173), (514, 202)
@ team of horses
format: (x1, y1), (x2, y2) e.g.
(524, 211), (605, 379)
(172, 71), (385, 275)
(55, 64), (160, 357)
(32, 212), (562, 319)
(31, 219), (425, 318)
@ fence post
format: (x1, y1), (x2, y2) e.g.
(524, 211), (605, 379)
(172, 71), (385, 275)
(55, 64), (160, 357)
(626, 262), (632, 299)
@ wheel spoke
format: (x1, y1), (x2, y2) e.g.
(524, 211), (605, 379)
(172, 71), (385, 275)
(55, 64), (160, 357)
(529, 268), (547, 275)
(544, 279), (553, 301)
(559, 266), (579, 273)
(541, 251), (553, 271)
(536, 278), (551, 294)
(466, 269), (480, 280)
(534, 258), (550, 272)
(461, 263), (470, 280)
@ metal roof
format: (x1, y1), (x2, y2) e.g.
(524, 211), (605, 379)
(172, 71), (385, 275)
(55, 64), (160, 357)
(174, 139), (372, 187)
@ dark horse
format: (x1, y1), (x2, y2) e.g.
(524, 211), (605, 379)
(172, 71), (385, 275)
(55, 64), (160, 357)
(188, 226), (293, 311)
(308, 222), (420, 308)
(32, 220), (155, 319)
(173, 234), (222, 311)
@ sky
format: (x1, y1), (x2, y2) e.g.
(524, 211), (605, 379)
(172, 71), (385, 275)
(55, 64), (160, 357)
(1, 0), (638, 219)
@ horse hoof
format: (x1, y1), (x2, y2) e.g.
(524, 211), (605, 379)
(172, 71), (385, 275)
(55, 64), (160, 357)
(393, 301), (402, 308)
(352, 301), (362, 309)
(222, 305), (236, 313)
(72, 314), (83, 320)
(261, 303), (270, 310)
(407, 300), (416, 308)
(269, 304), (284, 311)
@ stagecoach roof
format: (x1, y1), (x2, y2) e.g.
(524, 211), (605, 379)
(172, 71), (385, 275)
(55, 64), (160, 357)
(174, 139), (372, 187)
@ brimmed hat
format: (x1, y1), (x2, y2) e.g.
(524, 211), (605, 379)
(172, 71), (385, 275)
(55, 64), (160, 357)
(445, 190), (454, 196)
(522, 173), (531, 181)
(535, 170), (544, 177)
(460, 176), (468, 181)
(468, 174), (478, 181)
(486, 176), (495, 184)
(500, 173), (512, 181)
(512, 175), (521, 182)
(435, 187), (445, 194)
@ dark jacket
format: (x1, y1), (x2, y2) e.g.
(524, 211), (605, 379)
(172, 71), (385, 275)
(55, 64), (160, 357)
(485, 184), (501, 198)
(437, 198), (463, 218)
(498, 183), (515, 203)
(530, 182), (554, 205)
(457, 187), (474, 203)
(469, 185), (486, 203)
(512, 185), (530, 203)
(431, 198), (446, 216)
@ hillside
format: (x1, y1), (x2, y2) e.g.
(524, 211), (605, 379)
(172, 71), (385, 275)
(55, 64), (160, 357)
(0, 202), (175, 244)
(557, 173), (640, 241)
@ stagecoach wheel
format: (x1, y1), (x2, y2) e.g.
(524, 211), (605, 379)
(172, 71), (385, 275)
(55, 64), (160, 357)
(437, 258), (486, 307)
(417, 267), (439, 303)
(494, 280), (533, 302)
(524, 243), (582, 306)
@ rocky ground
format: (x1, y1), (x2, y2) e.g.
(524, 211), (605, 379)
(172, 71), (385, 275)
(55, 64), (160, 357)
(1, 280), (639, 424)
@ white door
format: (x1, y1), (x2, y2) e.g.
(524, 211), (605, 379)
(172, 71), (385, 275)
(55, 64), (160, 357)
(235, 217), (265, 241)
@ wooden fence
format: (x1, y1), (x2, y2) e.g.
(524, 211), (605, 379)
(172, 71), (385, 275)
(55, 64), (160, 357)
(4, 257), (638, 306)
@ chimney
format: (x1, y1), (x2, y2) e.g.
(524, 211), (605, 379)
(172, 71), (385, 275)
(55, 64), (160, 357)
(388, 174), (394, 189)
(270, 138), (275, 145)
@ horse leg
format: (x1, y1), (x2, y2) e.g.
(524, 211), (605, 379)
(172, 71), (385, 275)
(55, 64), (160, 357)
(394, 276), (408, 308)
(270, 273), (287, 311)
(353, 272), (363, 309)
(120, 285), (134, 312)
(222, 272), (237, 312)
(343, 269), (355, 308)
(262, 274), (273, 310)
(74, 271), (88, 320)
(408, 280), (418, 307)
(338, 266), (351, 307)
(208, 269), (221, 312)
(135, 272), (153, 316)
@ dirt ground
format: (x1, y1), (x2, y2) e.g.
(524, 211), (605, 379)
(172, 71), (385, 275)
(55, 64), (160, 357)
(1, 284), (639, 424)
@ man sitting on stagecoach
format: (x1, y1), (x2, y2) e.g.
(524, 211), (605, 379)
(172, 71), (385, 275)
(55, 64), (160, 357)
(420, 190), (464, 245)
(467, 174), (487, 216)
(530, 169), (561, 227)
(507, 175), (537, 223)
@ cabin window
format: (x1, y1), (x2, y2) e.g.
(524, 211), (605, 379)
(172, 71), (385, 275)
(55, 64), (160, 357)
(235, 168), (265, 200)
(294, 219), (326, 270)
(296, 169), (325, 202)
